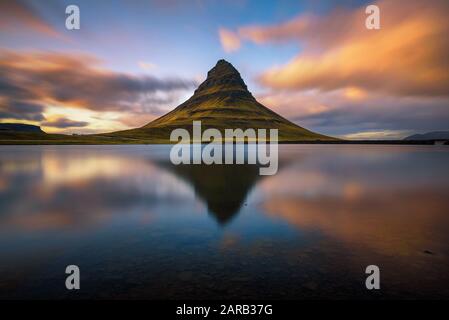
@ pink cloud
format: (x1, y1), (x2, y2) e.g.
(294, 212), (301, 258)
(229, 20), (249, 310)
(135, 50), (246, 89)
(218, 28), (241, 53)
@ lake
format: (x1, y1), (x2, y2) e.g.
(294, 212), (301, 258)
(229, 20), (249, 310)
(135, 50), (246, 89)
(0, 144), (448, 299)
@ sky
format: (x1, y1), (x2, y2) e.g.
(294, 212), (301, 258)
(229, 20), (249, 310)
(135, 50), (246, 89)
(0, 0), (448, 139)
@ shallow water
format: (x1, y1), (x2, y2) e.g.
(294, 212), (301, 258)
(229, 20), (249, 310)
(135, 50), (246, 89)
(0, 144), (448, 299)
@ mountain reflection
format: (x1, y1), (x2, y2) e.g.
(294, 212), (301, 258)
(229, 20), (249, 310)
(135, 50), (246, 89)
(158, 162), (261, 224)
(155, 144), (291, 225)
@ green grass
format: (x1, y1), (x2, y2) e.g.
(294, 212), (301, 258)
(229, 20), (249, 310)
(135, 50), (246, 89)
(0, 131), (160, 145)
(0, 128), (335, 145)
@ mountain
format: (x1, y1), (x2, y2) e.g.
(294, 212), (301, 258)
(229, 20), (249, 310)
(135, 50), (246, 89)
(105, 59), (333, 142)
(0, 123), (44, 133)
(404, 131), (449, 140)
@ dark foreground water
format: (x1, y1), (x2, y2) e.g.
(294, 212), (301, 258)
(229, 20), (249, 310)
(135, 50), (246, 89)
(0, 145), (448, 299)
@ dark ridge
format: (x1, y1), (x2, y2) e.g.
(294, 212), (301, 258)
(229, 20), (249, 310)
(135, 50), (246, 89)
(0, 123), (44, 133)
(404, 131), (449, 140)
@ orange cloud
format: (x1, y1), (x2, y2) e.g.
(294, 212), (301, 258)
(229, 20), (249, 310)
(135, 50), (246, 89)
(237, 0), (449, 97)
(343, 87), (366, 100)
(219, 28), (241, 53)
(239, 13), (315, 45)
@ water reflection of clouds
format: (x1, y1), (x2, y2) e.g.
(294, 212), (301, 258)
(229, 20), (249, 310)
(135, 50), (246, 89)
(0, 149), (195, 231)
(258, 148), (449, 257)
(264, 192), (449, 254)
(259, 146), (449, 199)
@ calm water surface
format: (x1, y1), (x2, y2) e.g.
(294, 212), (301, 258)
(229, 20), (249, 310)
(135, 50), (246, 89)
(0, 145), (448, 299)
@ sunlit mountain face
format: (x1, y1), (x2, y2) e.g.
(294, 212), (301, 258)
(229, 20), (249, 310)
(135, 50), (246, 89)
(1, 0), (448, 139)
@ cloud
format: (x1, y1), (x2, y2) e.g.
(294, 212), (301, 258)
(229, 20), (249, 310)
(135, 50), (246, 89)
(341, 130), (410, 140)
(42, 117), (89, 129)
(138, 61), (157, 71)
(234, 0), (449, 97)
(0, 101), (45, 121)
(0, 0), (61, 38)
(219, 28), (241, 53)
(257, 90), (449, 138)
(0, 50), (197, 129)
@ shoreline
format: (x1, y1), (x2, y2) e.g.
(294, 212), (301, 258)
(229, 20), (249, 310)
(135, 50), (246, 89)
(0, 140), (447, 146)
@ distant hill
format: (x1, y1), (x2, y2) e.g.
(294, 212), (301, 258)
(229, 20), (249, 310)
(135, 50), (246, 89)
(103, 59), (334, 142)
(0, 123), (44, 133)
(404, 131), (449, 140)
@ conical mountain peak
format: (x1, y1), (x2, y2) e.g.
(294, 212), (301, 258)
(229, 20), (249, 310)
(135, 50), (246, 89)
(194, 59), (249, 96)
(136, 60), (333, 142)
(209, 59), (240, 77)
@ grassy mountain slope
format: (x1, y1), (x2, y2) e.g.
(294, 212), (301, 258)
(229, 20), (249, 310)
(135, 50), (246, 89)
(100, 59), (334, 143)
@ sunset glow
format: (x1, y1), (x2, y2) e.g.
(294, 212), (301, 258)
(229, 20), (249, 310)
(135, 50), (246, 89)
(1, 0), (448, 138)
